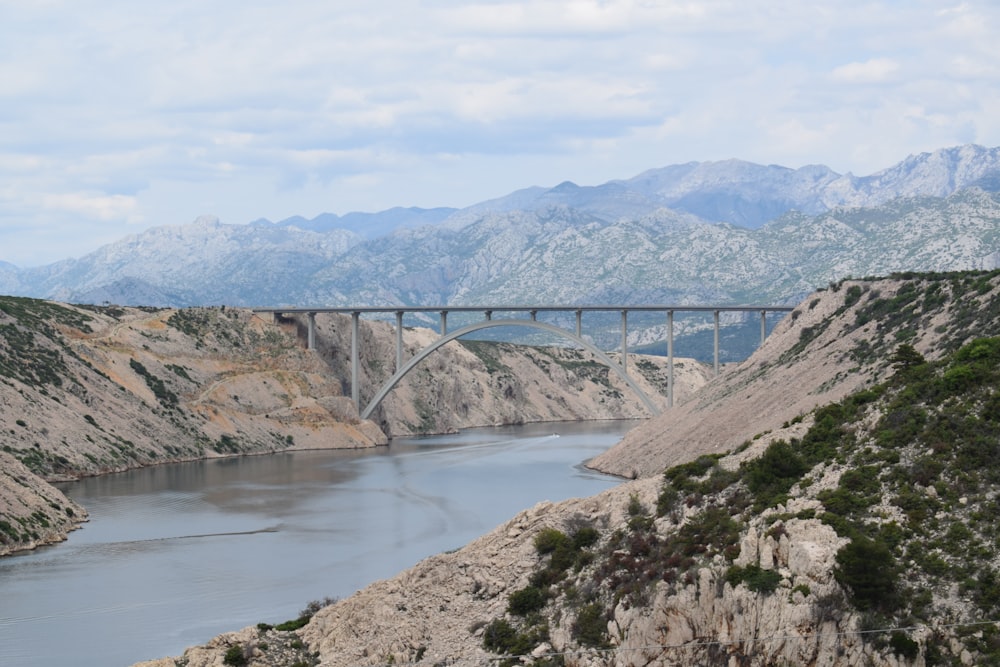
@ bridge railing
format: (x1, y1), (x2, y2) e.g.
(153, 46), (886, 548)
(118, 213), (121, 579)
(253, 305), (795, 418)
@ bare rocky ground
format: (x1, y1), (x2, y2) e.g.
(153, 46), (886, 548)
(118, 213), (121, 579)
(132, 272), (1000, 667)
(0, 301), (709, 555)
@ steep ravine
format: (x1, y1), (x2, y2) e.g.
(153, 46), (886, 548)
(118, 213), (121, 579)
(0, 300), (708, 556)
(135, 270), (1000, 667)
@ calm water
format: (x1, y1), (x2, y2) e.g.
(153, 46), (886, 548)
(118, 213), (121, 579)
(0, 421), (630, 667)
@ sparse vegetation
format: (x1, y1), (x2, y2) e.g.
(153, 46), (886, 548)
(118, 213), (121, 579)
(725, 563), (782, 594)
(468, 279), (1000, 666)
(459, 340), (514, 375)
(223, 645), (249, 666)
(0, 296), (94, 388)
(481, 522), (602, 662)
(638, 330), (1000, 661)
(130, 358), (179, 408)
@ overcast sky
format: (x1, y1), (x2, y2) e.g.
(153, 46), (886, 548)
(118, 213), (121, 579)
(2, 1), (999, 266)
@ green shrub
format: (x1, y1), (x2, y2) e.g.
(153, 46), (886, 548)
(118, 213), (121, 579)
(572, 526), (600, 550)
(626, 494), (654, 531)
(742, 440), (808, 509)
(834, 535), (898, 612)
(223, 645), (248, 666)
(572, 603), (608, 647)
(800, 402), (853, 462)
(674, 507), (741, 559)
(792, 583), (811, 598)
(844, 285), (864, 308)
(482, 618), (516, 652)
(725, 564), (781, 594)
(662, 455), (721, 493)
(481, 617), (547, 656)
(954, 337), (1000, 365)
(274, 616), (311, 631)
(816, 487), (873, 518)
(508, 586), (547, 616)
(656, 485), (679, 516)
(129, 358), (179, 407)
(890, 343), (926, 373)
(534, 528), (571, 555)
(966, 568), (1000, 615)
(889, 630), (919, 660)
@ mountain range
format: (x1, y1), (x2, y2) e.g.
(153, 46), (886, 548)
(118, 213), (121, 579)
(3, 144), (1000, 324)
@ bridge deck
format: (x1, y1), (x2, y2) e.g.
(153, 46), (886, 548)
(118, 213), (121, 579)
(254, 304), (794, 314)
(253, 304), (796, 417)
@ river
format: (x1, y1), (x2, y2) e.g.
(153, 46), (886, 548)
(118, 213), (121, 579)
(0, 420), (631, 667)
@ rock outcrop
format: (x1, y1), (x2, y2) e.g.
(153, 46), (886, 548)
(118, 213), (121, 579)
(129, 478), (878, 667)
(0, 452), (86, 552)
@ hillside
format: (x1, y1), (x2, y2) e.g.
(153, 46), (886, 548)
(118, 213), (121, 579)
(0, 298), (707, 556)
(135, 270), (1000, 666)
(591, 269), (1000, 477)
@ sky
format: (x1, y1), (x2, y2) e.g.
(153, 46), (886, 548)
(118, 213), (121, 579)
(1, 0), (999, 267)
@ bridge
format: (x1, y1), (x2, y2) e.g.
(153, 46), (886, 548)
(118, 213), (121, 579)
(254, 304), (795, 420)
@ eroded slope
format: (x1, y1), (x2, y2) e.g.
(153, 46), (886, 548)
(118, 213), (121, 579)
(590, 270), (1000, 477)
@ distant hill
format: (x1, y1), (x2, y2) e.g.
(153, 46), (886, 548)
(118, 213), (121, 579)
(250, 206), (457, 238)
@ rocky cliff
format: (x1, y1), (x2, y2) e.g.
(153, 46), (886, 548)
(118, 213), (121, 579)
(136, 270), (1000, 666)
(0, 298), (707, 555)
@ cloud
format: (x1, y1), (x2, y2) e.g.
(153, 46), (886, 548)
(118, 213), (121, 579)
(831, 58), (900, 84)
(1, 0), (1000, 266)
(438, 1), (672, 36)
(42, 192), (141, 222)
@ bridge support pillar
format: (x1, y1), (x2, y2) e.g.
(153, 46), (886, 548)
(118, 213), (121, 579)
(249, 303), (793, 419)
(307, 312), (317, 350)
(620, 310), (628, 375)
(667, 310), (674, 408)
(395, 311), (404, 372)
(714, 310), (720, 376)
(351, 312), (360, 408)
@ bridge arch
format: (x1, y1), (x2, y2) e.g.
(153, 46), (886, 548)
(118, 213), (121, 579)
(360, 318), (661, 420)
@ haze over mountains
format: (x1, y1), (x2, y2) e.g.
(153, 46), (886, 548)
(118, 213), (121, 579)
(2, 144), (1000, 311)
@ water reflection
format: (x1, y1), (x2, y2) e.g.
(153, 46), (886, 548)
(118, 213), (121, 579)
(0, 420), (630, 667)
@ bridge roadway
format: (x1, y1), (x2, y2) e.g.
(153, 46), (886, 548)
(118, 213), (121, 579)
(253, 304), (795, 419)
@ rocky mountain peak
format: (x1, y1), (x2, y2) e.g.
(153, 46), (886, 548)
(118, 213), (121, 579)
(3, 145), (1000, 330)
(192, 214), (221, 227)
(850, 143), (1000, 202)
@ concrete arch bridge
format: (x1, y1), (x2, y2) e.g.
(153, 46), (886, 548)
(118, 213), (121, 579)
(254, 305), (794, 420)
